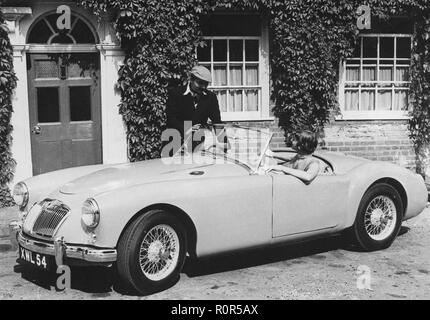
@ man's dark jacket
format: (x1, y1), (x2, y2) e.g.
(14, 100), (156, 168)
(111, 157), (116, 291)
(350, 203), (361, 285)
(166, 85), (222, 136)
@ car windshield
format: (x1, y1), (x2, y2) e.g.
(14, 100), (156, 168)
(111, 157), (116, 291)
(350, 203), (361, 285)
(192, 125), (273, 172)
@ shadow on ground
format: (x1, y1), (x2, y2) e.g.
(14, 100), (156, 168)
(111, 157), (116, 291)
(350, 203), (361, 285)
(11, 226), (411, 297)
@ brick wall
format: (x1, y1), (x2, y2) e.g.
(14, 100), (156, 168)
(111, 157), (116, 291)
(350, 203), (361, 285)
(323, 120), (416, 170)
(233, 119), (417, 171)
(230, 120), (285, 149)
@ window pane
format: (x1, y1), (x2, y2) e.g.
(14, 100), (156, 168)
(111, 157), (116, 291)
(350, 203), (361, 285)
(228, 90), (243, 112)
(396, 67), (409, 81)
(395, 90), (408, 110)
(34, 59), (59, 78)
(213, 65), (227, 86)
(379, 67), (393, 81)
(245, 90), (259, 111)
(230, 66), (243, 85)
(363, 38), (377, 58)
(245, 40), (259, 61)
(397, 38), (411, 58)
(215, 90), (227, 112)
(68, 63), (91, 78)
(345, 90), (359, 111)
(213, 40), (227, 61)
(380, 38), (394, 58)
(67, 53), (99, 78)
(361, 91), (375, 110)
(346, 67), (359, 81)
(246, 65), (259, 85)
(28, 20), (53, 43)
(363, 67), (376, 81)
(37, 87), (60, 123)
(229, 40), (243, 62)
(377, 91), (392, 110)
(70, 86), (92, 121)
(197, 40), (211, 62)
(51, 34), (74, 44)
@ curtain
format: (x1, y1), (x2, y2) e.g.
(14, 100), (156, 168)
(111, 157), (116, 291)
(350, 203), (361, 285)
(379, 67), (393, 81)
(396, 68), (409, 82)
(394, 91), (408, 111)
(345, 90), (359, 111)
(377, 91), (392, 110)
(229, 90), (243, 112)
(361, 91), (375, 110)
(346, 67), (359, 82)
(246, 90), (258, 111)
(213, 66), (227, 86)
(216, 91), (227, 112)
(246, 65), (258, 85)
(362, 67), (376, 81)
(230, 66), (243, 85)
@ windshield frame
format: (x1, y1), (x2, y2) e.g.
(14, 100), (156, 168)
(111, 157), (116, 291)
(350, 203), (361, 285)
(177, 124), (274, 173)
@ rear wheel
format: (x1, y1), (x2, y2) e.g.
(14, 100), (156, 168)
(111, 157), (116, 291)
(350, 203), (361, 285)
(350, 183), (403, 251)
(117, 210), (187, 295)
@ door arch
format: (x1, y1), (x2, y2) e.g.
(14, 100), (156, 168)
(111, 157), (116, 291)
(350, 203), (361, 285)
(26, 12), (102, 175)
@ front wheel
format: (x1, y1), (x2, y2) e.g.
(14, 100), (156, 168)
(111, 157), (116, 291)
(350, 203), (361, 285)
(117, 210), (187, 295)
(349, 183), (403, 251)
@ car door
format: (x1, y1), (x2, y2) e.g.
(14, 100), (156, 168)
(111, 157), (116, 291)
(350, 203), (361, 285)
(272, 173), (350, 238)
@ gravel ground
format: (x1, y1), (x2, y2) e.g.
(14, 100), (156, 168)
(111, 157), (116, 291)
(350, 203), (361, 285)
(0, 206), (429, 300)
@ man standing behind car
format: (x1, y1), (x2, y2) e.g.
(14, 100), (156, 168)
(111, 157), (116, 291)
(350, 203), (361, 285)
(165, 66), (222, 153)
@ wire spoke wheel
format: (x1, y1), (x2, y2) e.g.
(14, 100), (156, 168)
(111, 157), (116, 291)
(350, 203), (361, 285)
(349, 183), (403, 251)
(139, 224), (180, 281)
(364, 196), (397, 241)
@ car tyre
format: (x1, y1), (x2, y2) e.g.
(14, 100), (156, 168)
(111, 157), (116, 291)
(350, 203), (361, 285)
(350, 183), (403, 251)
(117, 209), (187, 295)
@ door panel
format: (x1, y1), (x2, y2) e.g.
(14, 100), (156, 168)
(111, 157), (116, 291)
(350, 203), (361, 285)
(272, 174), (350, 238)
(36, 87), (60, 122)
(28, 53), (102, 175)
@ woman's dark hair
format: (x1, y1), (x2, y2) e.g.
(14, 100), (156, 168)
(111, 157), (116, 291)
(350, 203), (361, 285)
(295, 130), (318, 155)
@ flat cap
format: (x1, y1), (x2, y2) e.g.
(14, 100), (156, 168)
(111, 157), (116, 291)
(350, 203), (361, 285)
(190, 65), (212, 83)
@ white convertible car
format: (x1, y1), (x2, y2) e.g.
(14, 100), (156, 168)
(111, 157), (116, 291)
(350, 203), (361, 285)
(11, 125), (428, 294)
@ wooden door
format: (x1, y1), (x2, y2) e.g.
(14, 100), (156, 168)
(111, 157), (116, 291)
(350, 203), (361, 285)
(27, 53), (102, 175)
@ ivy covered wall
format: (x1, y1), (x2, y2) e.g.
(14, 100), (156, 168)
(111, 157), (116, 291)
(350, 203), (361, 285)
(0, 9), (17, 207)
(74, 0), (429, 172)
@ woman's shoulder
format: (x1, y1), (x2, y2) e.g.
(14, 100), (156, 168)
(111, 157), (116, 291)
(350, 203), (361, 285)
(298, 155), (320, 170)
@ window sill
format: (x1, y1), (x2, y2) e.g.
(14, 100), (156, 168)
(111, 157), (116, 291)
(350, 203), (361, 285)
(335, 111), (410, 121)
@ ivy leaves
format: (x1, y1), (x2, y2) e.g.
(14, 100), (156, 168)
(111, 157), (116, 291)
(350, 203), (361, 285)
(75, 0), (430, 173)
(0, 10), (17, 207)
(78, 0), (210, 161)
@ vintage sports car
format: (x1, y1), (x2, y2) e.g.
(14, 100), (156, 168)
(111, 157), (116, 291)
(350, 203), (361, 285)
(11, 125), (428, 294)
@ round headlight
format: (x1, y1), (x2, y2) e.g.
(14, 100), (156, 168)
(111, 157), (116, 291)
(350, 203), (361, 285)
(13, 182), (29, 209)
(81, 198), (100, 229)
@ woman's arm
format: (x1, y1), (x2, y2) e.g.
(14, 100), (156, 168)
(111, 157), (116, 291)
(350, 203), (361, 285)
(265, 149), (295, 163)
(267, 162), (320, 184)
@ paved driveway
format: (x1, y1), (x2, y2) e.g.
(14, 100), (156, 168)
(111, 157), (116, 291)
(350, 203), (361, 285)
(0, 206), (429, 300)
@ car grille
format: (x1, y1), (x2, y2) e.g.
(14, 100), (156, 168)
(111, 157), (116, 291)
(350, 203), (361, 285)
(32, 200), (70, 238)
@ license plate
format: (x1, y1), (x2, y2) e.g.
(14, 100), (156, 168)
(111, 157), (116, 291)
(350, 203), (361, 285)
(19, 246), (52, 270)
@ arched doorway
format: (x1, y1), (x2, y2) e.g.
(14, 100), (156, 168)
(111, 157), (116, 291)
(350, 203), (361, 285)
(26, 12), (102, 175)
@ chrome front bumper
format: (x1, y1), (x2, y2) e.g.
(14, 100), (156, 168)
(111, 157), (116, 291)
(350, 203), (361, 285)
(16, 230), (117, 265)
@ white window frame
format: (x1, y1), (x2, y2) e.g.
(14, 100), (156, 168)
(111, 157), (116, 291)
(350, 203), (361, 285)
(198, 18), (271, 121)
(338, 34), (412, 120)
